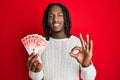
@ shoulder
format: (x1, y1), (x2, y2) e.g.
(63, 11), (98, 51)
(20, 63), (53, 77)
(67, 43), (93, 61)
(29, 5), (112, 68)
(70, 35), (82, 47)
(70, 35), (80, 41)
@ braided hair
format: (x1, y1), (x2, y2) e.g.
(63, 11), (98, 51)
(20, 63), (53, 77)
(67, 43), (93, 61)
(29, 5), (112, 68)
(42, 3), (71, 40)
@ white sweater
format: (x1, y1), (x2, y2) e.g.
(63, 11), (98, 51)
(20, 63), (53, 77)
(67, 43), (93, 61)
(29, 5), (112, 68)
(29, 35), (96, 80)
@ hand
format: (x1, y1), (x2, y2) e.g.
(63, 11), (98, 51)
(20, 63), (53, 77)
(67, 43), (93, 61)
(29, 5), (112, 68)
(70, 33), (93, 67)
(26, 52), (42, 72)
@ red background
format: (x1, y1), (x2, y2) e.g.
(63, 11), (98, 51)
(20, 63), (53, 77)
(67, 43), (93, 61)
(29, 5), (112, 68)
(0, 0), (120, 80)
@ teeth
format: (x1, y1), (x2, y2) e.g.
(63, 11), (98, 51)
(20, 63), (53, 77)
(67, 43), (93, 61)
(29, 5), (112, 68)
(53, 23), (60, 27)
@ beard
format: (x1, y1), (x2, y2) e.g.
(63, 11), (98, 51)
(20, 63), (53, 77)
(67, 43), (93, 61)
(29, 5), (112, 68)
(52, 27), (65, 34)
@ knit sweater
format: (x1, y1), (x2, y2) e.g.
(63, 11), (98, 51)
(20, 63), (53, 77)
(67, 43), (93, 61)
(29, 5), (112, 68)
(29, 35), (96, 80)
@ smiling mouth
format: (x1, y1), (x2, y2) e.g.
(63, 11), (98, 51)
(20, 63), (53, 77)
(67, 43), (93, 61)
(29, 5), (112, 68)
(53, 23), (60, 27)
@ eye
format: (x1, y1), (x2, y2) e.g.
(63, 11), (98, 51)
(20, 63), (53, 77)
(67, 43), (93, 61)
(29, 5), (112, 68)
(48, 15), (54, 18)
(58, 14), (63, 17)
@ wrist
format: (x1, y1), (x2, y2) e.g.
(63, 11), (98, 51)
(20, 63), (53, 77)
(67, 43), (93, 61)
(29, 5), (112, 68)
(82, 60), (91, 67)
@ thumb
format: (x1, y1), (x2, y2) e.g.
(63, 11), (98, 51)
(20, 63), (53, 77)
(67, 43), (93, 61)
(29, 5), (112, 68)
(69, 52), (77, 58)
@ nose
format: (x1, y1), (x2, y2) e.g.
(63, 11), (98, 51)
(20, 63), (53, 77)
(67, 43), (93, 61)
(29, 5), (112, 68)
(53, 15), (58, 22)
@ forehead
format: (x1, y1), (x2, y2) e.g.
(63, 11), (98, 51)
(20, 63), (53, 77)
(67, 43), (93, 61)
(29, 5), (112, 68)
(49, 5), (63, 13)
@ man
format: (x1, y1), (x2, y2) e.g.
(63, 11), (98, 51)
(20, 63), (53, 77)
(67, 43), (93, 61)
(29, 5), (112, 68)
(26, 3), (96, 80)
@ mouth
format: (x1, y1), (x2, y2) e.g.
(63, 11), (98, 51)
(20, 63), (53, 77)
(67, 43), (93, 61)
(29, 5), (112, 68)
(53, 23), (60, 27)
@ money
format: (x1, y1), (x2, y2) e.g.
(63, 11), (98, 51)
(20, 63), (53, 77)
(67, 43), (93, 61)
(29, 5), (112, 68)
(21, 34), (48, 56)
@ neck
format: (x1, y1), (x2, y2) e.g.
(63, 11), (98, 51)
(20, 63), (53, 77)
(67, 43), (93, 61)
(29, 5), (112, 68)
(51, 31), (67, 39)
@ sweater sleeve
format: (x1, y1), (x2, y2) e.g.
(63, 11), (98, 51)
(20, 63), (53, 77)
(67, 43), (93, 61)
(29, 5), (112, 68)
(29, 70), (44, 80)
(80, 63), (96, 80)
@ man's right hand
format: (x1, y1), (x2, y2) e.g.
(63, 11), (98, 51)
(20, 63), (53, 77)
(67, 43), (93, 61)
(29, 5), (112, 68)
(26, 52), (42, 72)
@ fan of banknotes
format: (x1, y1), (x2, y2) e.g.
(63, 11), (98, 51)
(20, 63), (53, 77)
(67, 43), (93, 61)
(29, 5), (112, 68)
(21, 34), (48, 56)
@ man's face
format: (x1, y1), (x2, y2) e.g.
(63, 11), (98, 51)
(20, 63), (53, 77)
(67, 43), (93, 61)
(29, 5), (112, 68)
(48, 5), (64, 33)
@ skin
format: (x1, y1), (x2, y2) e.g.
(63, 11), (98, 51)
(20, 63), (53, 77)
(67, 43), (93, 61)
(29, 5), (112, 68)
(26, 5), (93, 73)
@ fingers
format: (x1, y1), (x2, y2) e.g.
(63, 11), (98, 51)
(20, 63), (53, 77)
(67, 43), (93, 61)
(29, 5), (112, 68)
(26, 52), (42, 72)
(89, 40), (93, 52)
(28, 54), (38, 70)
(27, 52), (36, 62)
(70, 46), (82, 58)
(79, 33), (92, 51)
(86, 34), (93, 52)
(31, 61), (39, 72)
(69, 52), (78, 58)
(26, 52), (36, 67)
(79, 34), (85, 50)
(86, 34), (89, 51)
(32, 61), (42, 72)
(35, 63), (43, 72)
(72, 46), (82, 51)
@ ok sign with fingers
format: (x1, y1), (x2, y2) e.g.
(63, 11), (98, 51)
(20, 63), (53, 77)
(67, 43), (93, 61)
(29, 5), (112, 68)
(70, 33), (93, 67)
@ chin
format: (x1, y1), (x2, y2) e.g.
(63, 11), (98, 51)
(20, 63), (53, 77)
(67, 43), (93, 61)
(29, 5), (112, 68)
(53, 30), (61, 33)
(52, 29), (64, 33)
